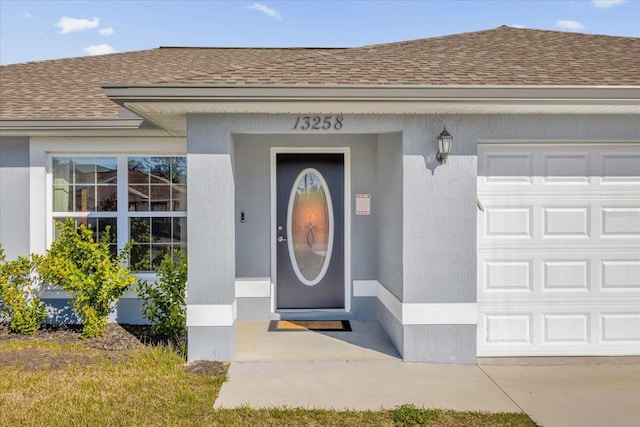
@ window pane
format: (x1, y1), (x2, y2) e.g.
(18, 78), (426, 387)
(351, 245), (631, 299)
(53, 185), (72, 212)
(172, 157), (187, 184)
(173, 217), (187, 243)
(97, 185), (118, 211)
(172, 185), (187, 211)
(149, 157), (171, 182)
(130, 245), (151, 271)
(74, 160), (95, 184)
(151, 217), (172, 242)
(151, 245), (170, 268)
(130, 217), (151, 243)
(53, 158), (72, 182)
(150, 185), (171, 211)
(73, 186), (95, 211)
(128, 157), (149, 184)
(95, 158), (117, 184)
(129, 183), (150, 211)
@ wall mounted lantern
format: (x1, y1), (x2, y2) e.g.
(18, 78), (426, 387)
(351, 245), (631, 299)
(436, 126), (453, 164)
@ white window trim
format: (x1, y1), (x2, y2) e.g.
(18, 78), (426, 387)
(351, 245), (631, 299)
(30, 137), (186, 260)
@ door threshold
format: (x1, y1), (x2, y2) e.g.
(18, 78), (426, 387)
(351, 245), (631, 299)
(273, 309), (351, 321)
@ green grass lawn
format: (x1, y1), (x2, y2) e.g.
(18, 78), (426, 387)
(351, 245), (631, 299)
(0, 341), (537, 426)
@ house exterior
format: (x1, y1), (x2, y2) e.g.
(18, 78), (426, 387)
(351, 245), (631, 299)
(1, 26), (639, 363)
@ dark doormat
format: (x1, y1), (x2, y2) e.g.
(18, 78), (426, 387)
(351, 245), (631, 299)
(268, 320), (352, 332)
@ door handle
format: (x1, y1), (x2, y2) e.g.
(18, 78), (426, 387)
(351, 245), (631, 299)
(277, 236), (287, 243)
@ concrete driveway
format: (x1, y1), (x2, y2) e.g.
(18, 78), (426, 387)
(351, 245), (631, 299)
(215, 322), (640, 427)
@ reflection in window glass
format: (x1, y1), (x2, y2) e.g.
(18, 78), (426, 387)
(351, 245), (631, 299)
(129, 217), (187, 271)
(127, 157), (187, 212)
(52, 157), (117, 212)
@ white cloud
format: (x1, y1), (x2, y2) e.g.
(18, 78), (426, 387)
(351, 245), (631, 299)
(24, 12), (33, 18)
(592, 0), (630, 8)
(84, 44), (116, 56)
(56, 16), (99, 34)
(511, 24), (526, 28)
(556, 19), (585, 31)
(247, 3), (282, 21)
(98, 27), (114, 36)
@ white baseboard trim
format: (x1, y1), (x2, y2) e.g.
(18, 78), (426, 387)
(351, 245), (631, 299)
(353, 280), (378, 297)
(376, 280), (477, 325)
(186, 301), (237, 327)
(235, 278), (271, 298)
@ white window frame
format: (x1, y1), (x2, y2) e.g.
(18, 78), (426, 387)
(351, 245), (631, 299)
(30, 137), (186, 286)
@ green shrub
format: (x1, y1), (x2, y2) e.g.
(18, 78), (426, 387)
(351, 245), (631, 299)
(138, 250), (187, 337)
(35, 219), (136, 338)
(0, 247), (47, 335)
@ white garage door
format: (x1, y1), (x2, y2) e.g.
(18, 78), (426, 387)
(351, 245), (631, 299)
(477, 143), (640, 356)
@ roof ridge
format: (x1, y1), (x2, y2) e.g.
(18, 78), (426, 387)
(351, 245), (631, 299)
(354, 25), (639, 51)
(157, 46), (345, 50)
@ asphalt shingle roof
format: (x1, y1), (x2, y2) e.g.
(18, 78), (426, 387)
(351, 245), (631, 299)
(1, 26), (638, 119)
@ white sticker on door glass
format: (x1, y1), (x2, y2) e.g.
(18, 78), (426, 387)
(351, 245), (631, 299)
(287, 168), (334, 286)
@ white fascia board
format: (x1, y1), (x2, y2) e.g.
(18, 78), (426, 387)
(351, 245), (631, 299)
(0, 118), (144, 130)
(103, 84), (640, 102)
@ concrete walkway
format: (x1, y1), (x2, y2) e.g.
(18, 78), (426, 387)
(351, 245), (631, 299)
(215, 322), (640, 427)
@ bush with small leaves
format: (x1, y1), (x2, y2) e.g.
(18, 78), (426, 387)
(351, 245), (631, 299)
(138, 250), (187, 337)
(35, 219), (137, 338)
(0, 247), (47, 335)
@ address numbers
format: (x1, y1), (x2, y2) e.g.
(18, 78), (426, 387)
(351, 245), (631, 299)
(294, 116), (343, 130)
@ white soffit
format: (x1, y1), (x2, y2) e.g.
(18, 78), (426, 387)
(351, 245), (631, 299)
(104, 84), (640, 135)
(127, 101), (640, 136)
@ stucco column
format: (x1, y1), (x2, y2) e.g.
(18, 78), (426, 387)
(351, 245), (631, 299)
(186, 115), (236, 361)
(400, 117), (478, 363)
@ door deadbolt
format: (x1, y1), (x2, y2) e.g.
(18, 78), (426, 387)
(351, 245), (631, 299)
(277, 236), (287, 243)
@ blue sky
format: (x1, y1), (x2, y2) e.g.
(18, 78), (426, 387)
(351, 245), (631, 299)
(1, 0), (638, 65)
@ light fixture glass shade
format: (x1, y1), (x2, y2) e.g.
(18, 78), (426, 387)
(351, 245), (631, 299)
(437, 126), (453, 164)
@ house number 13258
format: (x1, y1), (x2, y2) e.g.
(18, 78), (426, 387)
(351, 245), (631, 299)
(294, 116), (343, 130)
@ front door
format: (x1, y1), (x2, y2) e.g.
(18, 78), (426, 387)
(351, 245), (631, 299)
(276, 153), (344, 309)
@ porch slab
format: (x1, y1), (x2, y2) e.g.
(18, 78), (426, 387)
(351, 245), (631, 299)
(233, 321), (400, 362)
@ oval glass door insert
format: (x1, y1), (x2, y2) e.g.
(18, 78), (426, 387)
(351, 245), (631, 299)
(287, 168), (334, 286)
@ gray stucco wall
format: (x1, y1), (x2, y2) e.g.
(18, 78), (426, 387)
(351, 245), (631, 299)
(375, 132), (403, 301)
(0, 136), (30, 260)
(401, 117), (477, 304)
(186, 115), (236, 305)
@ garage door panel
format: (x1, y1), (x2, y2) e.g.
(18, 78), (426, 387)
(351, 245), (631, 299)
(543, 207), (590, 237)
(601, 260), (640, 290)
(600, 152), (640, 182)
(601, 314), (640, 342)
(479, 151), (533, 184)
(543, 260), (590, 290)
(483, 206), (533, 238)
(478, 143), (640, 356)
(542, 152), (591, 184)
(600, 206), (640, 236)
(543, 313), (590, 344)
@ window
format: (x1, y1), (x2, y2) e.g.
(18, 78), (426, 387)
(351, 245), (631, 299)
(127, 157), (187, 270)
(52, 157), (118, 254)
(51, 155), (187, 271)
